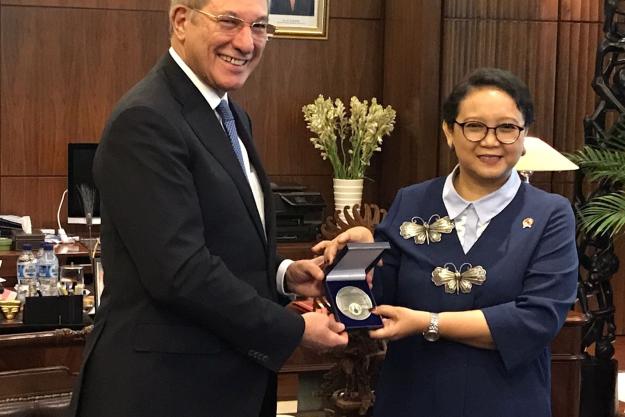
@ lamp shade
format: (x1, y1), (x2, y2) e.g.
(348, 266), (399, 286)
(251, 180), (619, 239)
(514, 136), (579, 172)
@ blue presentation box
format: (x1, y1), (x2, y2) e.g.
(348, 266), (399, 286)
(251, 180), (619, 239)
(324, 242), (390, 330)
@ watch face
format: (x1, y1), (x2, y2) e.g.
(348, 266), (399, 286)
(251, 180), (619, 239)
(424, 330), (439, 342)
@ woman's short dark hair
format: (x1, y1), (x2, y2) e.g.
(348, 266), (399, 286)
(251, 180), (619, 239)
(441, 67), (534, 128)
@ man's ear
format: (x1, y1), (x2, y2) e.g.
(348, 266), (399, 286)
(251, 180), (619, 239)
(442, 121), (454, 151)
(170, 5), (190, 42)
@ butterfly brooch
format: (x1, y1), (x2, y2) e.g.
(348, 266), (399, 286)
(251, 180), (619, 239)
(399, 215), (455, 245)
(431, 263), (487, 294)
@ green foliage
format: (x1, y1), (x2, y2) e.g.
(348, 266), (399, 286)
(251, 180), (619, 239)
(577, 192), (625, 238)
(569, 116), (625, 238)
(569, 146), (625, 183)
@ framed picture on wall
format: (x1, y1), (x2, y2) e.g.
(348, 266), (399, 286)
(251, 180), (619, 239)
(269, 0), (329, 39)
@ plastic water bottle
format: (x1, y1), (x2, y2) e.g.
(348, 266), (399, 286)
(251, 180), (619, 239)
(16, 244), (38, 301)
(37, 243), (59, 296)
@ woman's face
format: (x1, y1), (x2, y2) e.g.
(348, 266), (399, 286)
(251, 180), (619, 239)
(442, 87), (526, 195)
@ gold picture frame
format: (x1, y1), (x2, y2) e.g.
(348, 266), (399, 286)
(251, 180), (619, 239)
(269, 0), (329, 40)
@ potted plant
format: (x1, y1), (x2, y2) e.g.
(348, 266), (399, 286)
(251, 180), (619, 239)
(302, 95), (396, 214)
(569, 117), (625, 238)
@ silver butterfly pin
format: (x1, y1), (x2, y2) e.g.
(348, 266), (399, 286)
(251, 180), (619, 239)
(431, 263), (487, 294)
(399, 215), (455, 245)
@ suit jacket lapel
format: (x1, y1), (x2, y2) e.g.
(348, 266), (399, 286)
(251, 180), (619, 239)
(159, 54), (268, 247)
(230, 103), (275, 244)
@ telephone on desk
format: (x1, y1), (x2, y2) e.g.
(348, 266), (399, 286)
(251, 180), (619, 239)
(271, 183), (325, 242)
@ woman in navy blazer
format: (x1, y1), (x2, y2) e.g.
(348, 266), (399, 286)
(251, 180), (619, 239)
(317, 68), (578, 417)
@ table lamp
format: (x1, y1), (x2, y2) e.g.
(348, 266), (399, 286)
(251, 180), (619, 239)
(515, 136), (579, 182)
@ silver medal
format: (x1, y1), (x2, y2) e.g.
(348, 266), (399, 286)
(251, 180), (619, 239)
(335, 286), (373, 320)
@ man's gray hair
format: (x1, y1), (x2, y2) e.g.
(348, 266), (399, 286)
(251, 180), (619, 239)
(170, 0), (271, 10)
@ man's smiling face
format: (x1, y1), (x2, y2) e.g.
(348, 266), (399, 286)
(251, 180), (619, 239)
(172, 0), (268, 96)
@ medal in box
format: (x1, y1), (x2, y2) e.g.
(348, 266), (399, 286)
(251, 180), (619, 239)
(324, 242), (390, 330)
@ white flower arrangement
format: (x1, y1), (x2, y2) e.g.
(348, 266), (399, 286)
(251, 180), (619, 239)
(302, 95), (396, 179)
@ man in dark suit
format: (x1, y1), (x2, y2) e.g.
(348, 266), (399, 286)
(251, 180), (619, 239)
(68, 1), (348, 416)
(270, 0), (315, 16)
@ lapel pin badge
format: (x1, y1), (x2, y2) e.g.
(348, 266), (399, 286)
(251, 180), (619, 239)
(522, 217), (534, 229)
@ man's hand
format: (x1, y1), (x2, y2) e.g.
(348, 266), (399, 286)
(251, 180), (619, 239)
(368, 305), (428, 341)
(285, 257), (325, 297)
(301, 312), (348, 350)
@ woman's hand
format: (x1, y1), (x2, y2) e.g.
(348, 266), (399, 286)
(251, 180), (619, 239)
(312, 226), (374, 265)
(369, 307), (496, 349)
(368, 305), (429, 341)
(312, 226), (376, 286)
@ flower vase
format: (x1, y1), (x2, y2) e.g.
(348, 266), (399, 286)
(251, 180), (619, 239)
(333, 178), (364, 219)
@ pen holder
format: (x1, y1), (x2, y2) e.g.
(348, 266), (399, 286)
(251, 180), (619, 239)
(22, 295), (83, 325)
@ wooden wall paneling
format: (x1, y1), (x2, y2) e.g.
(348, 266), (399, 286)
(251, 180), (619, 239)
(329, 0), (383, 20)
(0, 4), (169, 227)
(232, 18), (384, 203)
(0, 0), (168, 10)
(444, 0), (558, 20)
(559, 0), (603, 22)
(379, 0), (442, 209)
(440, 19), (558, 142)
(0, 178), (67, 228)
(439, 19), (558, 184)
(0, 6), (169, 177)
(552, 22), (603, 196)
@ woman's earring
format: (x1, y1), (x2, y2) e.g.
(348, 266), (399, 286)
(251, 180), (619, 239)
(449, 143), (455, 152)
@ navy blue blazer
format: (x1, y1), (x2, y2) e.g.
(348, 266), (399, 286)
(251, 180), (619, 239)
(372, 177), (578, 417)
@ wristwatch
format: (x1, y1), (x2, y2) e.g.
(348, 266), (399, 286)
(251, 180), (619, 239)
(423, 312), (440, 342)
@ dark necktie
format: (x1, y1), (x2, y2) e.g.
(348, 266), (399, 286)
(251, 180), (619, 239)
(216, 100), (246, 173)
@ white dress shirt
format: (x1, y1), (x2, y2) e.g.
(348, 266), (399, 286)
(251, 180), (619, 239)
(169, 48), (293, 295)
(442, 166), (521, 254)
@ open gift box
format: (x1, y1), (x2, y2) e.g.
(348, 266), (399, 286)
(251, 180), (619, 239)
(324, 242), (390, 330)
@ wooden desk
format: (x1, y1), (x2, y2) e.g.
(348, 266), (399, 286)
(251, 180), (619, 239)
(277, 242), (316, 260)
(550, 311), (589, 417)
(0, 327), (89, 374)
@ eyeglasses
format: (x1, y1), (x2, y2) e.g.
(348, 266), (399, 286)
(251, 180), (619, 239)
(192, 8), (276, 41)
(454, 120), (525, 144)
